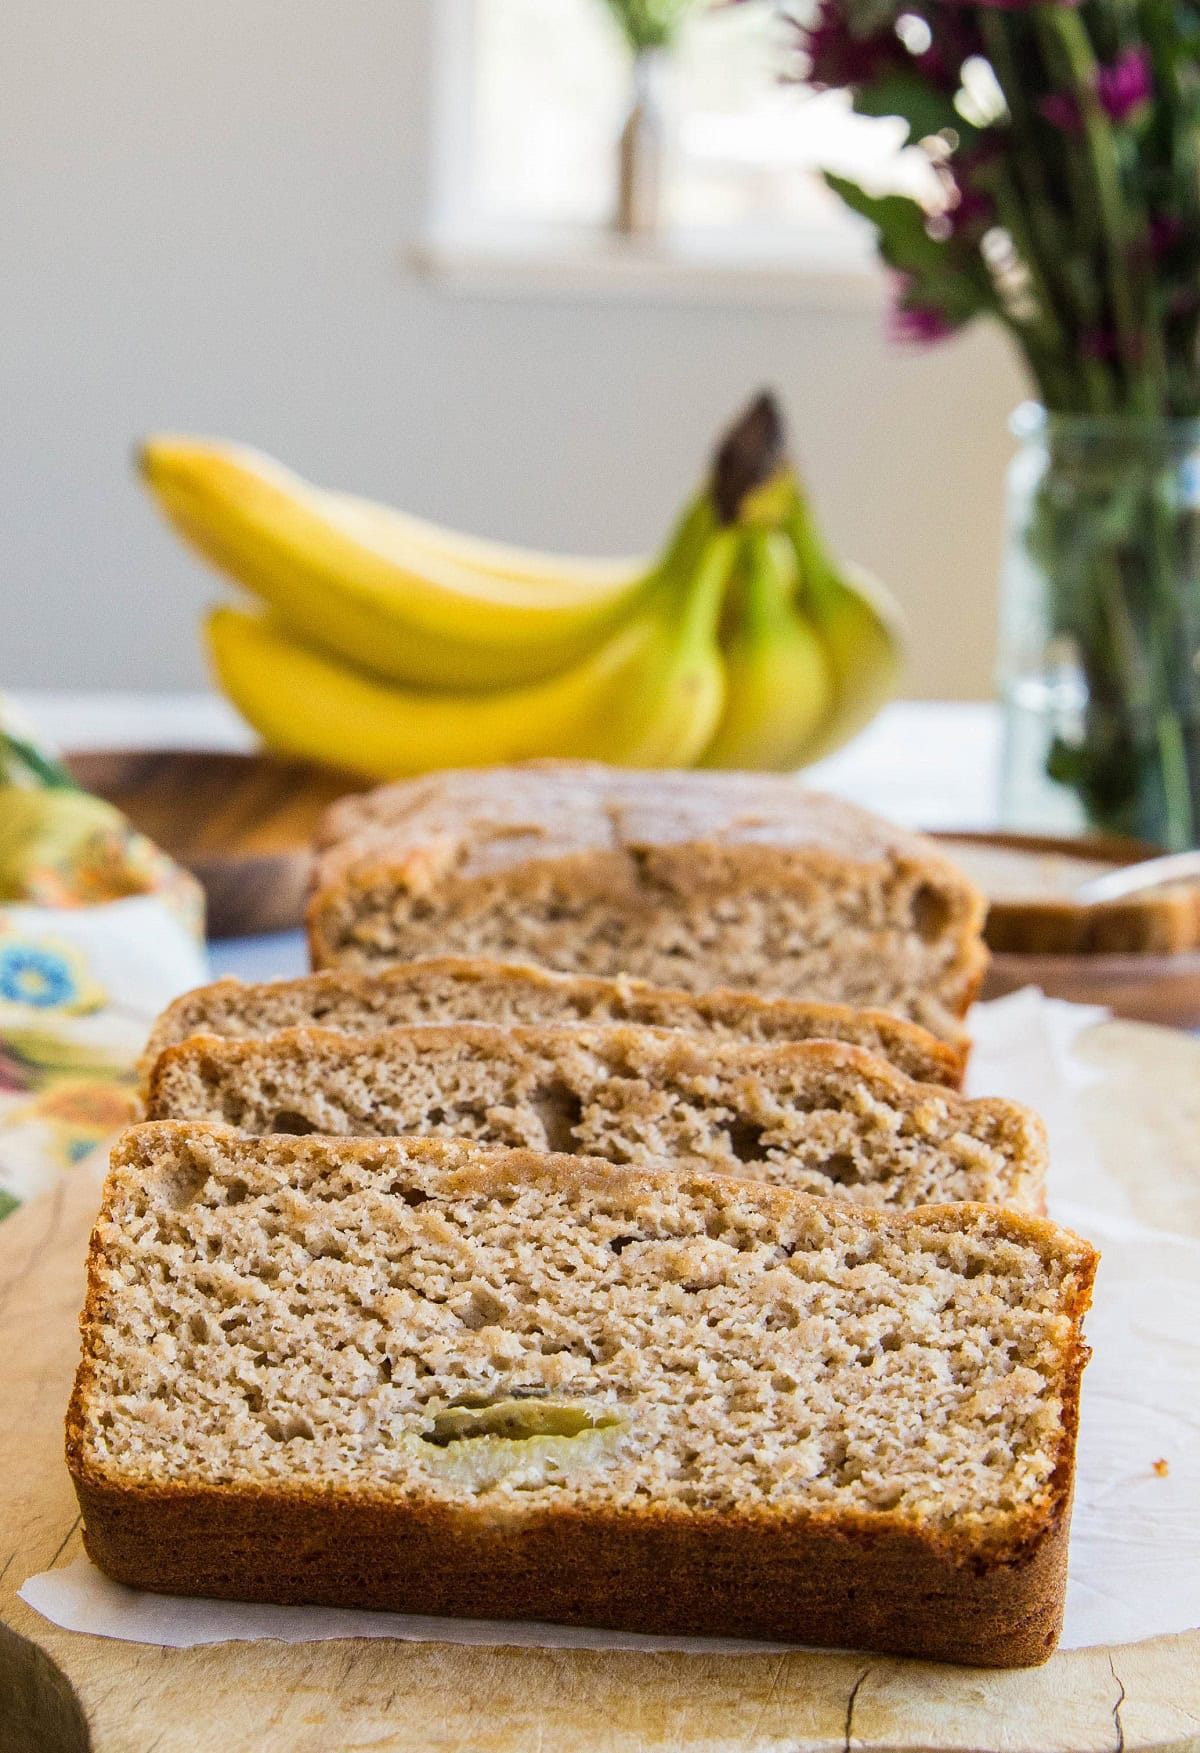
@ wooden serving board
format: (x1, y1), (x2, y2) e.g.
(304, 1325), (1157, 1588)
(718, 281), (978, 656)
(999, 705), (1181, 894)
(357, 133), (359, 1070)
(3, 1018), (1199, 1753)
(934, 830), (1200, 1029)
(64, 750), (369, 940)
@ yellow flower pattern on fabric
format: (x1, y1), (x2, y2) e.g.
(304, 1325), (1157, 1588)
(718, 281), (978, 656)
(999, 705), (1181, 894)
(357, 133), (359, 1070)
(0, 700), (209, 1218)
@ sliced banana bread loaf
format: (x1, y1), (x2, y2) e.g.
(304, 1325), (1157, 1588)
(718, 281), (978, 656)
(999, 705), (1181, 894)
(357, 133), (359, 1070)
(146, 1023), (1044, 1212)
(67, 1123), (1096, 1665)
(307, 763), (987, 1040)
(144, 957), (965, 1089)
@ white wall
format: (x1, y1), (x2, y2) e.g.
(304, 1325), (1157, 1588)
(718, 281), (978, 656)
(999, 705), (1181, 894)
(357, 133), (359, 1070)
(0, 0), (1026, 697)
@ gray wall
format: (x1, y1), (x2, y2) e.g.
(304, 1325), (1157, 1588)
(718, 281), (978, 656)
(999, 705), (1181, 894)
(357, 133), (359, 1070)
(1, 0), (1026, 696)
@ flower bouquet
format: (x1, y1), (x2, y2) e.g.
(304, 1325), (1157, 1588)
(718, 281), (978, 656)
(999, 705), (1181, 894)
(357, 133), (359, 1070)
(784, 0), (1200, 845)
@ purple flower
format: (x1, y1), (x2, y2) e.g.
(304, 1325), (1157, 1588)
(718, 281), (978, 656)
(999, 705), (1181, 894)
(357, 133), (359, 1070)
(1039, 92), (1083, 132)
(946, 183), (995, 238)
(890, 280), (956, 345)
(799, 0), (902, 89)
(1040, 48), (1152, 133)
(1097, 47), (1152, 122)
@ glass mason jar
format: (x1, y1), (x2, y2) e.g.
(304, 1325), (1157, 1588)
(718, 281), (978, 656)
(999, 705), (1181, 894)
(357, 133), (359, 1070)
(997, 404), (1200, 849)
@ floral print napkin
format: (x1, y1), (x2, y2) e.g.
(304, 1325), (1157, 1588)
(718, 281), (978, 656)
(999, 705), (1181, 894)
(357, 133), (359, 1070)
(0, 703), (207, 1215)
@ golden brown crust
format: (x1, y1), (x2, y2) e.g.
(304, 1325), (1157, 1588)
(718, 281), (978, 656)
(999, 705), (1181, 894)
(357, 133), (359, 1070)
(66, 1125), (1096, 1668)
(141, 958), (967, 1091)
(143, 1024), (1044, 1211)
(145, 1023), (1000, 1133)
(303, 764), (988, 1027)
(65, 1121), (1093, 1668)
(98, 1120), (1081, 1251)
(985, 890), (1200, 955)
(936, 836), (1200, 955)
(311, 763), (970, 889)
(67, 1474), (1072, 1666)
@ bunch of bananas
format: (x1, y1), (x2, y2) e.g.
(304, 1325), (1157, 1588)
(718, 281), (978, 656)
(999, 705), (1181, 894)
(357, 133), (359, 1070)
(140, 395), (902, 778)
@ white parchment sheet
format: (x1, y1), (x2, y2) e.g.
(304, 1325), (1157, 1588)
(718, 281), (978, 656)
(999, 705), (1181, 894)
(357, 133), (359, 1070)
(22, 991), (1200, 1653)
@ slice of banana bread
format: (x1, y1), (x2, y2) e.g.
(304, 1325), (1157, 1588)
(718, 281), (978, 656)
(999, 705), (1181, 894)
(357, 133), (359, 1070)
(146, 1023), (1044, 1212)
(143, 957), (966, 1090)
(67, 1123), (1096, 1664)
(306, 763), (987, 1041)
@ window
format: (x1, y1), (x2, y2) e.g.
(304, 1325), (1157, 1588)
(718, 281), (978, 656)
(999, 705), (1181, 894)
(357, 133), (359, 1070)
(426, 0), (940, 278)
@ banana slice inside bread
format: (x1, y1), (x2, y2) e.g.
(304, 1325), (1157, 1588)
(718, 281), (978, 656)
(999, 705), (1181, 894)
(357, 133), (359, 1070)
(67, 1124), (1095, 1665)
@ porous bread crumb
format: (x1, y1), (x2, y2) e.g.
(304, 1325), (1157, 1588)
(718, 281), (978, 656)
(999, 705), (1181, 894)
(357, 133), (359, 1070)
(306, 765), (988, 1041)
(146, 1024), (1044, 1213)
(142, 958), (966, 1091)
(72, 1124), (1094, 1532)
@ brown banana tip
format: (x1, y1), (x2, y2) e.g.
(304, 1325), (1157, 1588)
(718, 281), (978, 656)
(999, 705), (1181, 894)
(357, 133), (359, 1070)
(712, 391), (788, 525)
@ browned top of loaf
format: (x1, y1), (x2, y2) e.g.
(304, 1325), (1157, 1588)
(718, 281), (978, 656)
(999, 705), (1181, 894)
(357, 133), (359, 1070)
(311, 762), (979, 902)
(143, 957), (966, 1089)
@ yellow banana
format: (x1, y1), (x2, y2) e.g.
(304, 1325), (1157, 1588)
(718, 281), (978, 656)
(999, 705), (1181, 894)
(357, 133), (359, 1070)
(205, 526), (736, 778)
(701, 529), (834, 770)
(325, 488), (644, 588)
(141, 438), (673, 691)
(782, 482), (904, 763)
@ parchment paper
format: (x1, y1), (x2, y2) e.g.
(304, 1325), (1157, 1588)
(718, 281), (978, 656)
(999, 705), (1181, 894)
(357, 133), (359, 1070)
(21, 991), (1200, 1653)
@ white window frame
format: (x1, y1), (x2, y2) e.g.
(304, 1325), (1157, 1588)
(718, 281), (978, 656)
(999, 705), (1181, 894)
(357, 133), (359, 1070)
(413, 0), (886, 309)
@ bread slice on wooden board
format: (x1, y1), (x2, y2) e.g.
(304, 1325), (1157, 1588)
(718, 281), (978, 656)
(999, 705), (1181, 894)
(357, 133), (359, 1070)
(306, 763), (988, 1040)
(146, 1023), (1045, 1213)
(940, 838), (1200, 956)
(143, 957), (966, 1091)
(67, 1123), (1096, 1666)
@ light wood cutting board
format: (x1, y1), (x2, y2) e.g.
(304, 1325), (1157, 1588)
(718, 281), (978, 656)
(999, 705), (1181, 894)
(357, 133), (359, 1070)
(3, 1019), (1199, 1753)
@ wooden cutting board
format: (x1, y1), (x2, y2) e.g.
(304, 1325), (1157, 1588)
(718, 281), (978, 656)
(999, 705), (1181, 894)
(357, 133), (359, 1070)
(63, 749), (369, 939)
(3, 1017), (1199, 1753)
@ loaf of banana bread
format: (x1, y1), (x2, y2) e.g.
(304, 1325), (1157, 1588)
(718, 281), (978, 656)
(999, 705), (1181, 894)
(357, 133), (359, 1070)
(143, 957), (966, 1090)
(146, 1023), (1045, 1212)
(306, 764), (987, 1040)
(67, 1123), (1095, 1665)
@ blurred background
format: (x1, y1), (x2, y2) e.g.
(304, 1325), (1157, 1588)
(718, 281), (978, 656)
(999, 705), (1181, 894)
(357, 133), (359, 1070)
(1, 0), (1024, 697)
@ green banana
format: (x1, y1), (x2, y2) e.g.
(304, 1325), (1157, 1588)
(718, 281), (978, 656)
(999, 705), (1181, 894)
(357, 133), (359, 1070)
(782, 480), (904, 764)
(701, 529), (834, 769)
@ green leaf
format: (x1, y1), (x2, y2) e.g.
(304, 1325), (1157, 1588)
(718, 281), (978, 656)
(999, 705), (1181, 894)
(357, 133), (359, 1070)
(0, 1189), (20, 1223)
(823, 173), (993, 331)
(600, 0), (697, 51)
(853, 75), (964, 146)
(823, 176), (946, 273)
